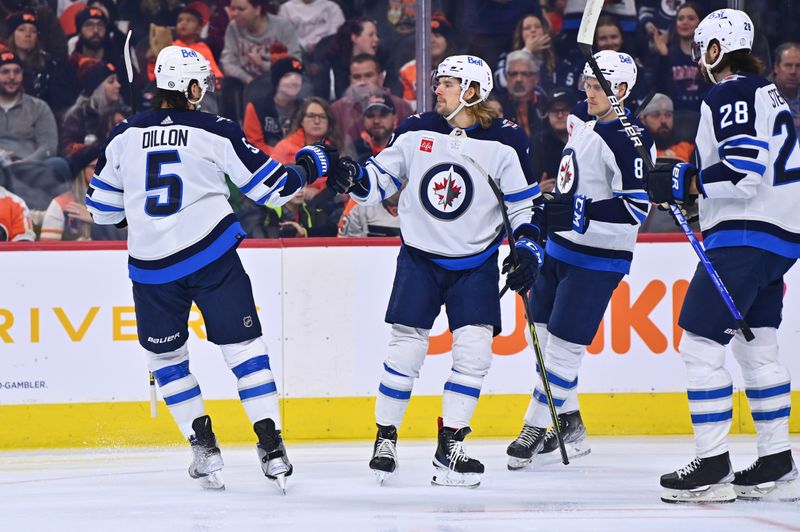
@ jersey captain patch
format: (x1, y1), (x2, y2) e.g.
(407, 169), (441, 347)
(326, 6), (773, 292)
(419, 163), (474, 220)
(556, 148), (579, 194)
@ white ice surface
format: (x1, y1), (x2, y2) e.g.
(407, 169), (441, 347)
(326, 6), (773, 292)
(2, 436), (799, 532)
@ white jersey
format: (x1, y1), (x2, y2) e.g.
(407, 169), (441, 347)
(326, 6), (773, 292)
(548, 108), (655, 274)
(87, 108), (304, 283)
(695, 73), (800, 258)
(351, 112), (542, 269)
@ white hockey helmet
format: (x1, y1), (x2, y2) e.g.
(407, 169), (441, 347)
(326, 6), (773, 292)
(155, 46), (215, 105)
(692, 9), (754, 82)
(580, 50), (637, 101)
(434, 54), (493, 120)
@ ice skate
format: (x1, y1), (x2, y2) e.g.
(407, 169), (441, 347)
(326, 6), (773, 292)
(254, 418), (293, 494)
(660, 452), (736, 503)
(733, 450), (799, 501)
(188, 415), (225, 490)
(536, 410), (591, 466)
(432, 424), (484, 488)
(506, 424), (547, 470)
(369, 424), (398, 485)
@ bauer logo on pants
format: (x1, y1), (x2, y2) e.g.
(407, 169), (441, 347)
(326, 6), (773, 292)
(419, 163), (474, 220)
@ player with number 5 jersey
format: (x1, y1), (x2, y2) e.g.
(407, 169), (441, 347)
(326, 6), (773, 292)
(647, 9), (800, 503)
(86, 46), (329, 494)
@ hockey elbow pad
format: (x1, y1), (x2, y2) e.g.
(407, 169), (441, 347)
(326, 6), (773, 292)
(295, 143), (338, 185)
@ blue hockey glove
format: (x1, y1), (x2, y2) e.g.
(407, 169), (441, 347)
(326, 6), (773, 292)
(501, 238), (544, 294)
(328, 156), (367, 195)
(545, 194), (591, 234)
(645, 158), (696, 205)
(295, 142), (338, 185)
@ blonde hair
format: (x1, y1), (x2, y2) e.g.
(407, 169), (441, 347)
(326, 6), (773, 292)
(464, 82), (496, 129)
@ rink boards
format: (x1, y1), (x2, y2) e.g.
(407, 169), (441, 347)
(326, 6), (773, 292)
(1, 237), (798, 448)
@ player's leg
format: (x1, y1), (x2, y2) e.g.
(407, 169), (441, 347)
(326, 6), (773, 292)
(433, 251), (501, 487)
(372, 246), (443, 481)
(660, 247), (765, 503)
(509, 261), (622, 469)
(729, 253), (798, 501)
(193, 248), (289, 491)
(133, 279), (223, 488)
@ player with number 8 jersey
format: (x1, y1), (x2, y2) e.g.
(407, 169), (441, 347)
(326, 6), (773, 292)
(646, 9), (800, 504)
(86, 46), (326, 493)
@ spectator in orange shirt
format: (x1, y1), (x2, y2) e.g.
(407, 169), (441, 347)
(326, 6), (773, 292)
(0, 184), (34, 241)
(639, 93), (695, 163)
(271, 96), (344, 194)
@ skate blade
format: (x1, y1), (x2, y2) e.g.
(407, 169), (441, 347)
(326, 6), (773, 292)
(431, 466), (481, 488)
(735, 479), (800, 502)
(661, 483), (736, 504)
(507, 455), (533, 471)
(535, 441), (591, 466)
(198, 470), (225, 490)
(273, 473), (287, 495)
(372, 469), (396, 486)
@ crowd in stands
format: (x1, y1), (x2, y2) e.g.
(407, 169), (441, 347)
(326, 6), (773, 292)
(0, 0), (798, 243)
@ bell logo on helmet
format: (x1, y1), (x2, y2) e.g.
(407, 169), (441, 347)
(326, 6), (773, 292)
(618, 54), (633, 64)
(467, 56), (483, 66)
(181, 49), (198, 59)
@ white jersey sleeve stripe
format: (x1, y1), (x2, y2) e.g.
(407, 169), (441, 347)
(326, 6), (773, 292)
(239, 159), (281, 194)
(90, 176), (123, 193)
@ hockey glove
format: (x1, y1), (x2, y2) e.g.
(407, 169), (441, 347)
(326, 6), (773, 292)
(295, 142), (338, 186)
(645, 158), (697, 205)
(501, 238), (544, 294)
(545, 194), (591, 234)
(328, 156), (368, 195)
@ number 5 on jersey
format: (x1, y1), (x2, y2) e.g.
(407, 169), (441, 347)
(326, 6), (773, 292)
(146, 150), (183, 216)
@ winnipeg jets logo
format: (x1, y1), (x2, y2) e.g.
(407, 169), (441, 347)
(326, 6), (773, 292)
(433, 174), (462, 209)
(419, 163), (473, 220)
(556, 148), (579, 194)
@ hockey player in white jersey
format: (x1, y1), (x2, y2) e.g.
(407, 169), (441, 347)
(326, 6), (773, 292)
(505, 50), (655, 470)
(316, 54), (545, 487)
(647, 9), (799, 503)
(86, 46), (330, 493)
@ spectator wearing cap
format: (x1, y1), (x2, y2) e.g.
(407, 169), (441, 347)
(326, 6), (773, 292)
(772, 42), (800, 136)
(0, 1), (67, 65)
(499, 49), (547, 139)
(67, 6), (125, 99)
(163, 3), (223, 82)
(398, 12), (454, 111)
(0, 50), (59, 165)
(66, 0), (127, 60)
(4, 10), (75, 113)
(0, 184), (34, 241)
(243, 55), (305, 155)
(60, 59), (124, 155)
(531, 87), (577, 192)
(639, 93), (695, 163)
(40, 143), (126, 241)
(277, 0), (345, 55)
(331, 53), (412, 146)
(354, 94), (395, 163)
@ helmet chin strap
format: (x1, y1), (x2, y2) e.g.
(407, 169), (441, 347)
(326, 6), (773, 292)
(701, 48), (725, 85)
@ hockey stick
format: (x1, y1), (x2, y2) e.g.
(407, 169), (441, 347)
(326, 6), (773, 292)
(461, 152), (569, 465)
(124, 30), (157, 416)
(496, 92), (656, 301)
(577, 0), (754, 341)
